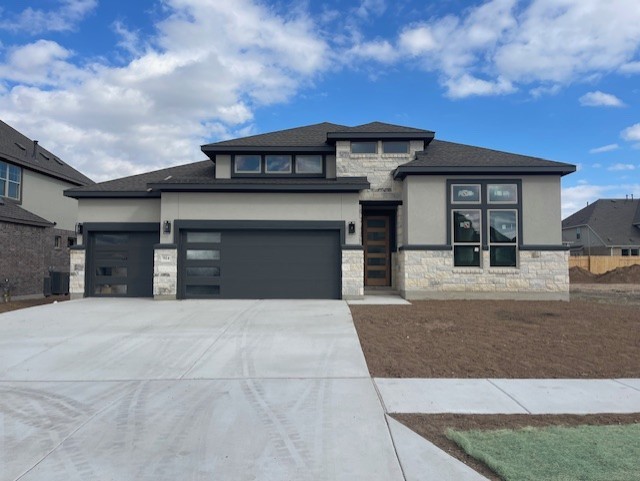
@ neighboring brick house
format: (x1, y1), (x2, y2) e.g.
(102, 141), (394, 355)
(562, 198), (640, 256)
(0, 120), (93, 298)
(65, 121), (575, 301)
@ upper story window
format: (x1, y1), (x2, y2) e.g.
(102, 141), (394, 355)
(233, 154), (324, 177)
(265, 155), (292, 174)
(0, 161), (22, 200)
(351, 141), (377, 154)
(295, 155), (323, 174)
(235, 155), (261, 174)
(382, 141), (409, 154)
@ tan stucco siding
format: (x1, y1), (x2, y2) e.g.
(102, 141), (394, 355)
(215, 155), (231, 178)
(78, 198), (161, 224)
(21, 170), (79, 231)
(402, 175), (563, 246)
(160, 192), (361, 245)
(402, 176), (447, 245)
(521, 176), (562, 245)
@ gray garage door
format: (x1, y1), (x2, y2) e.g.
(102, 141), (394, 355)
(179, 229), (341, 299)
(87, 231), (158, 297)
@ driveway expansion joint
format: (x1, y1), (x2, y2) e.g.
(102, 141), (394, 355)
(486, 378), (532, 414)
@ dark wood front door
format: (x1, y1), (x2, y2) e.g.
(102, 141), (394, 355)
(363, 215), (390, 286)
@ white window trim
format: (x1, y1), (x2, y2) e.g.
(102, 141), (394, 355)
(234, 155), (262, 174)
(0, 161), (22, 200)
(294, 154), (323, 174)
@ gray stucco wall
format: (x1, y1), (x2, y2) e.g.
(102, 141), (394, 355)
(402, 174), (563, 246)
(215, 154), (231, 178)
(159, 192), (361, 245)
(21, 169), (79, 231)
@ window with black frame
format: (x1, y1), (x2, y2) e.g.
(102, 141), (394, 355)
(450, 181), (519, 268)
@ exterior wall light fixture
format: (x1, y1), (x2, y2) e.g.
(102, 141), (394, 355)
(163, 220), (172, 234)
(348, 222), (356, 234)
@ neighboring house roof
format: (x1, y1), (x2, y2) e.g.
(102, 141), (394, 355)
(65, 160), (370, 198)
(393, 140), (575, 178)
(0, 120), (93, 186)
(0, 197), (54, 227)
(562, 198), (640, 246)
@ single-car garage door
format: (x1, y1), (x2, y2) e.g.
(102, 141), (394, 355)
(179, 229), (341, 299)
(87, 231), (158, 297)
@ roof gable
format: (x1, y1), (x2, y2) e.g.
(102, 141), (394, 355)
(0, 120), (93, 186)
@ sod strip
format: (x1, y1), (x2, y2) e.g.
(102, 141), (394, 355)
(447, 424), (640, 481)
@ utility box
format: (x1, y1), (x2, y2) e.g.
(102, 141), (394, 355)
(51, 272), (70, 295)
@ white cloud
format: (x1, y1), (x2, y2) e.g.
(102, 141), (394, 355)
(0, 0), (328, 181)
(356, 0), (387, 19)
(579, 91), (625, 107)
(619, 61), (640, 73)
(608, 163), (636, 171)
(365, 0), (640, 97)
(0, 0), (97, 34)
(445, 74), (515, 99)
(589, 143), (620, 154)
(621, 123), (640, 142)
(561, 182), (640, 218)
(346, 39), (398, 63)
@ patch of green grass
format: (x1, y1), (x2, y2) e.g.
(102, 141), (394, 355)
(447, 423), (640, 481)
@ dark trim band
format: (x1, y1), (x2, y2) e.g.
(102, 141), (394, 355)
(147, 182), (369, 193)
(519, 244), (571, 251)
(394, 165), (576, 179)
(341, 244), (364, 250)
(65, 191), (161, 199)
(399, 244), (452, 251)
(360, 200), (403, 206)
(154, 243), (178, 249)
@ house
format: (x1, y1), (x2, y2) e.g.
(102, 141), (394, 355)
(65, 121), (575, 301)
(0, 120), (94, 298)
(562, 198), (640, 256)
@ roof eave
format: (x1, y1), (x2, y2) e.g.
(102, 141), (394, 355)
(393, 165), (576, 179)
(146, 181), (371, 193)
(64, 190), (161, 199)
(326, 132), (435, 143)
(201, 145), (335, 155)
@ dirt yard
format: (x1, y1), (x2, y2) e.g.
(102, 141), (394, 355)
(0, 295), (69, 314)
(393, 413), (640, 481)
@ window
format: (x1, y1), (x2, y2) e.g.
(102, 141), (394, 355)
(489, 210), (517, 267)
(448, 180), (521, 268)
(452, 210), (481, 267)
(265, 155), (292, 173)
(351, 141), (377, 154)
(576, 227), (581, 240)
(622, 249), (630, 256)
(632, 249), (639, 256)
(382, 141), (409, 154)
(451, 184), (481, 204)
(295, 155), (323, 174)
(0, 161), (22, 200)
(235, 155), (261, 174)
(68, 237), (77, 247)
(54, 235), (62, 248)
(487, 184), (518, 204)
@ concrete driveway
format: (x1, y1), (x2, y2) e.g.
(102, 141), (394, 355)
(0, 299), (403, 481)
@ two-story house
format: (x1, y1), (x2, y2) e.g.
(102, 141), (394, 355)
(0, 120), (93, 298)
(65, 122), (575, 301)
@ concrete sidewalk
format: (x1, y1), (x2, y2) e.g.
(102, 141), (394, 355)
(375, 378), (640, 414)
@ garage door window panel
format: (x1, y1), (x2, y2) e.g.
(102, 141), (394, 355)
(186, 249), (220, 260)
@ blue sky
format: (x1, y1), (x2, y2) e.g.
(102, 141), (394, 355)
(0, 0), (639, 217)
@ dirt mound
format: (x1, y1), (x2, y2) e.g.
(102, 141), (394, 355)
(597, 264), (640, 284)
(570, 264), (640, 284)
(569, 267), (597, 283)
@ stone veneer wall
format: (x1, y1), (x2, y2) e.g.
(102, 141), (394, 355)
(342, 249), (364, 299)
(69, 248), (85, 300)
(335, 140), (423, 201)
(398, 249), (570, 300)
(154, 247), (178, 299)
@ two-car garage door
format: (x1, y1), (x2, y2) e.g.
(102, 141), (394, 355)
(86, 226), (341, 299)
(179, 229), (341, 299)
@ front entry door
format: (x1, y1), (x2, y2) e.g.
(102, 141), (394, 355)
(363, 215), (391, 286)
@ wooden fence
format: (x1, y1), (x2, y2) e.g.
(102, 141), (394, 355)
(569, 256), (640, 274)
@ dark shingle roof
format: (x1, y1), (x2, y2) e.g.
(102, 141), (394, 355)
(394, 140), (575, 177)
(0, 198), (54, 227)
(329, 121), (434, 134)
(562, 199), (640, 246)
(202, 122), (347, 150)
(65, 161), (214, 197)
(0, 120), (93, 186)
